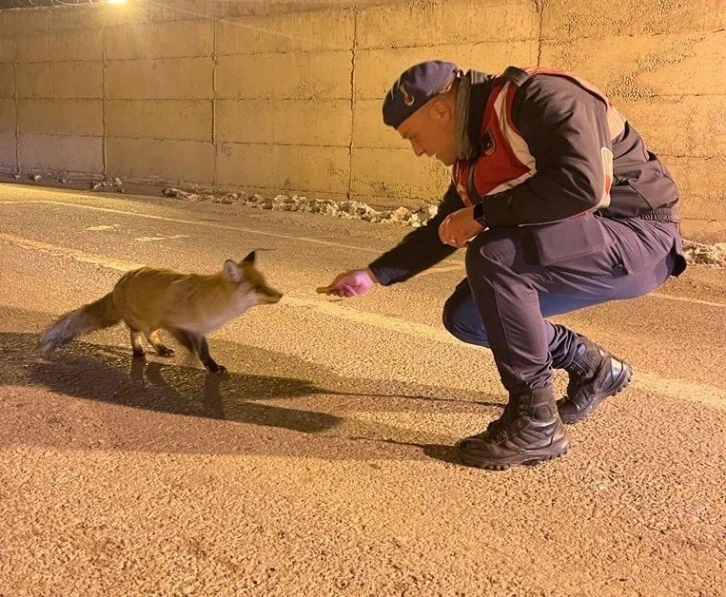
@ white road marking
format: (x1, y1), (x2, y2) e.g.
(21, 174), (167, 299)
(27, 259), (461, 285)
(1, 199), (384, 254)
(649, 292), (726, 308)
(282, 295), (463, 346)
(135, 234), (188, 242)
(86, 225), (118, 231)
(415, 264), (467, 277)
(0, 232), (144, 272)
(4, 198), (723, 308)
(1, 230), (724, 411)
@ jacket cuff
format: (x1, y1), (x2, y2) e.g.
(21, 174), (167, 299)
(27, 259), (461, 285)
(473, 201), (487, 226)
(367, 261), (394, 286)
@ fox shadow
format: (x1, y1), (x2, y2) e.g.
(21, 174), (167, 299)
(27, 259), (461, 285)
(0, 327), (501, 462)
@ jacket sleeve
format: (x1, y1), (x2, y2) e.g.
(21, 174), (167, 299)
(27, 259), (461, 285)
(482, 75), (613, 227)
(368, 183), (463, 285)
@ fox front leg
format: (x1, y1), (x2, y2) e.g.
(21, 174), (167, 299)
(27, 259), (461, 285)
(196, 336), (227, 374)
(172, 328), (226, 374)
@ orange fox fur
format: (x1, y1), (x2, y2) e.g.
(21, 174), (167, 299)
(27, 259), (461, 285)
(39, 251), (282, 373)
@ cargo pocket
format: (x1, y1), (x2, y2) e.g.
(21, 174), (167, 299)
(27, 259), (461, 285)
(525, 213), (614, 267)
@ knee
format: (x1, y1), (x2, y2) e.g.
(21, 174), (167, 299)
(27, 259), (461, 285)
(442, 293), (489, 347)
(441, 295), (461, 339)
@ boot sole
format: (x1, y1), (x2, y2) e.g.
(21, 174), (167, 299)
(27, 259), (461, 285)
(458, 440), (570, 471)
(560, 361), (633, 424)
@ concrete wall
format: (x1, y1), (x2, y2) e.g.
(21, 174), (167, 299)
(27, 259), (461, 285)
(0, 0), (724, 241)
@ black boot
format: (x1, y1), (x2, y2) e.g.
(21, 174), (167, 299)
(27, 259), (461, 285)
(557, 336), (632, 424)
(457, 387), (569, 470)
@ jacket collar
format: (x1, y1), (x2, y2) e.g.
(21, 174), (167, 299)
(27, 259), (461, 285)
(455, 70), (495, 162)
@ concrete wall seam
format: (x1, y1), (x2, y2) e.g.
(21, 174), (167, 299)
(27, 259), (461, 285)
(347, 6), (358, 201)
(102, 31), (107, 177)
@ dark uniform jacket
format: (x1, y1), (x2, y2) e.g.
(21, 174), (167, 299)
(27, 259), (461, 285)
(370, 67), (682, 285)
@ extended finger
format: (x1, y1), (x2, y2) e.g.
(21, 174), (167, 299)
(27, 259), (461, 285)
(438, 217), (451, 244)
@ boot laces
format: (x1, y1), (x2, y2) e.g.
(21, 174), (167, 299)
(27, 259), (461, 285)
(486, 401), (529, 440)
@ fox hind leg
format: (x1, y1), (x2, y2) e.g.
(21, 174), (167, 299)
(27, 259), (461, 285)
(129, 329), (145, 359)
(146, 329), (175, 357)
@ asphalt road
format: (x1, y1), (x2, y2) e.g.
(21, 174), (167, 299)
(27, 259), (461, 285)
(1, 183), (724, 597)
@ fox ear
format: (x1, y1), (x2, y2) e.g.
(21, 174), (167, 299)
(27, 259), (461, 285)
(224, 259), (244, 283)
(242, 251), (256, 265)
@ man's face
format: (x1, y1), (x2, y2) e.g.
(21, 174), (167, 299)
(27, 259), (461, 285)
(396, 96), (457, 166)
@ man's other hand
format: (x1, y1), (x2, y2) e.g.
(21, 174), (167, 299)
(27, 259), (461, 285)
(438, 206), (485, 248)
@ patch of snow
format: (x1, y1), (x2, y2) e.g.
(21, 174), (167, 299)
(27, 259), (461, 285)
(160, 187), (725, 267)
(682, 241), (726, 268)
(162, 188), (439, 228)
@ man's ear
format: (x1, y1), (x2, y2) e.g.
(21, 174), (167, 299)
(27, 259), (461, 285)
(430, 96), (453, 123)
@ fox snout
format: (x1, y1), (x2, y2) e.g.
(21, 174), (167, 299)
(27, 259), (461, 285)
(257, 287), (283, 304)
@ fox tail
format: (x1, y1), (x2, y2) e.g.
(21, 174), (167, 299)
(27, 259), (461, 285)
(39, 292), (121, 355)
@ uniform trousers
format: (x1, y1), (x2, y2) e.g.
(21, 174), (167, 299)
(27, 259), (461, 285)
(442, 214), (682, 393)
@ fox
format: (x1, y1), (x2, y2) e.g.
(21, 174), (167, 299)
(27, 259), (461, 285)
(38, 251), (282, 374)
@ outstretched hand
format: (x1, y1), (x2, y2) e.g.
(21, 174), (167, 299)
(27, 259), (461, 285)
(317, 268), (378, 298)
